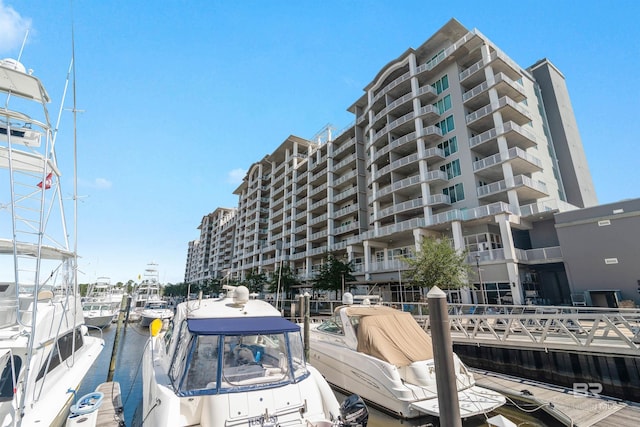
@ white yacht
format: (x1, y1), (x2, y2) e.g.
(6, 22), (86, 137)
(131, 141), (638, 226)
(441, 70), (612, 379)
(306, 294), (506, 419)
(130, 262), (161, 322)
(139, 300), (173, 327)
(82, 278), (118, 329)
(0, 58), (103, 425)
(142, 286), (369, 427)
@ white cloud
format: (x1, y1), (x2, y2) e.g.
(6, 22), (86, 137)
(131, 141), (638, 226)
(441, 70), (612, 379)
(0, 1), (32, 54)
(94, 178), (112, 189)
(78, 177), (112, 190)
(227, 168), (246, 185)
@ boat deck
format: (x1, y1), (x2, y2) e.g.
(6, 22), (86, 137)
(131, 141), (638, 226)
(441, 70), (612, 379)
(472, 369), (640, 426)
(95, 382), (125, 426)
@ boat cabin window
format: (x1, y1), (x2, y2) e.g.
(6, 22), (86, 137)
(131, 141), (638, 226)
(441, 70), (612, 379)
(317, 314), (344, 335)
(169, 321), (193, 384)
(36, 328), (84, 381)
(184, 335), (220, 390)
(0, 353), (21, 402)
(170, 326), (309, 396)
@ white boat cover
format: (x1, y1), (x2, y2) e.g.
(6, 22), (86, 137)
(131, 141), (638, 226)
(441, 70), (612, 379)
(346, 305), (434, 366)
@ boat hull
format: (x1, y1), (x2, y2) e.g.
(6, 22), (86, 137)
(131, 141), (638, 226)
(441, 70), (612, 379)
(83, 314), (114, 329)
(139, 311), (173, 327)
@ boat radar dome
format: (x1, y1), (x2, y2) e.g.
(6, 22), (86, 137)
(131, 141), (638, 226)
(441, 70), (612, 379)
(233, 286), (250, 305)
(0, 58), (26, 73)
(342, 292), (354, 305)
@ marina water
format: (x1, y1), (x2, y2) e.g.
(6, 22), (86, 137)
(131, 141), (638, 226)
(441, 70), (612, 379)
(78, 325), (558, 426)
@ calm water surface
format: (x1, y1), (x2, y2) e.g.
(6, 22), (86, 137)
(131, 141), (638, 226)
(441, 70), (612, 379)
(78, 325), (560, 426)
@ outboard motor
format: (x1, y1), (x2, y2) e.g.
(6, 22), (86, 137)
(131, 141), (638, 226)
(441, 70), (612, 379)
(339, 394), (368, 427)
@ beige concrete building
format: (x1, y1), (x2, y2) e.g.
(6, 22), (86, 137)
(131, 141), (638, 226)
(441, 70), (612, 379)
(185, 19), (597, 305)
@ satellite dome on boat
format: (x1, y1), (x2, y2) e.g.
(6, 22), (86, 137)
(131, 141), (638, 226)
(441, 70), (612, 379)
(233, 285), (250, 305)
(0, 58), (26, 73)
(342, 292), (354, 305)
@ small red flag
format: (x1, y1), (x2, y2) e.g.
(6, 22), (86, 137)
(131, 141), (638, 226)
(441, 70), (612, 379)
(37, 172), (53, 190)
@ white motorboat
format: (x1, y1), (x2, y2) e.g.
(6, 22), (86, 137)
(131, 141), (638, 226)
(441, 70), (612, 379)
(83, 278), (119, 329)
(139, 300), (173, 327)
(142, 285), (369, 427)
(82, 302), (117, 329)
(307, 294), (506, 419)
(0, 57), (103, 425)
(130, 262), (161, 322)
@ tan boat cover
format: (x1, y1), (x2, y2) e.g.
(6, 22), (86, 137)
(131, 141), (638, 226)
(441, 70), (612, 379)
(347, 306), (434, 367)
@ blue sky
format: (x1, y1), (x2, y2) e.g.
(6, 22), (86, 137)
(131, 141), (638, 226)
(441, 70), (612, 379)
(1, 0), (638, 285)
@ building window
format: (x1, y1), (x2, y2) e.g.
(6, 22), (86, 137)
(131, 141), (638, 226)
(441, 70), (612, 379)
(440, 159), (461, 179)
(464, 233), (503, 252)
(433, 95), (452, 114)
(388, 247), (412, 260)
(436, 115), (455, 135)
(437, 136), (458, 157)
(443, 183), (464, 203)
(432, 74), (449, 95)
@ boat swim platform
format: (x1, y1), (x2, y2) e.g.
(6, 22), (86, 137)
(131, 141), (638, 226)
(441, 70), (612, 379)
(95, 381), (125, 426)
(472, 369), (640, 426)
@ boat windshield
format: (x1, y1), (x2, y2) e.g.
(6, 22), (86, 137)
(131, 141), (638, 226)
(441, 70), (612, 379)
(169, 321), (308, 396)
(144, 302), (167, 310)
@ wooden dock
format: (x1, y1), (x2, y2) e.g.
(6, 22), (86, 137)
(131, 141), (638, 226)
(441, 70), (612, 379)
(473, 369), (640, 426)
(95, 381), (125, 426)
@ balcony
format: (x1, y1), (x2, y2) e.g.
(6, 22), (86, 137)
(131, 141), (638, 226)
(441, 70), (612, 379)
(469, 121), (537, 155)
(462, 72), (526, 111)
(416, 104), (440, 124)
(333, 222), (359, 235)
(334, 186), (357, 203)
(371, 174), (421, 203)
(519, 199), (578, 218)
(477, 174), (548, 203)
(372, 131), (419, 161)
(375, 197), (424, 221)
(424, 169), (448, 184)
(427, 193), (451, 208)
(487, 50), (522, 82)
(421, 125), (443, 143)
(332, 153), (356, 173)
(333, 204), (358, 219)
(514, 246), (563, 264)
(473, 147), (542, 180)
(466, 96), (532, 132)
(360, 217), (427, 241)
(423, 146), (445, 163)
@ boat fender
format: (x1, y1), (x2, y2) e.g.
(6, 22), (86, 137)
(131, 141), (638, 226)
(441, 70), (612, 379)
(69, 391), (104, 415)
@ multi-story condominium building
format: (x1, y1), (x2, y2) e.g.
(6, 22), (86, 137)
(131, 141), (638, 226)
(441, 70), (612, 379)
(185, 19), (597, 305)
(185, 208), (236, 285)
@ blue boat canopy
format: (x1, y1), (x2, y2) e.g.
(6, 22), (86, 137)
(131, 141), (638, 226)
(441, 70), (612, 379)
(187, 317), (300, 335)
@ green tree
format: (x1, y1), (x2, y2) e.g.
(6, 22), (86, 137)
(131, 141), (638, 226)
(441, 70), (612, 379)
(200, 278), (222, 297)
(403, 236), (470, 290)
(163, 282), (189, 297)
(312, 252), (356, 298)
(244, 269), (267, 294)
(268, 264), (299, 300)
(126, 280), (135, 295)
(79, 283), (89, 297)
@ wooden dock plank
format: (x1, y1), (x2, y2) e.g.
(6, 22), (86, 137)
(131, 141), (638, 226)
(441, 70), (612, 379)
(472, 370), (640, 426)
(95, 382), (125, 426)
